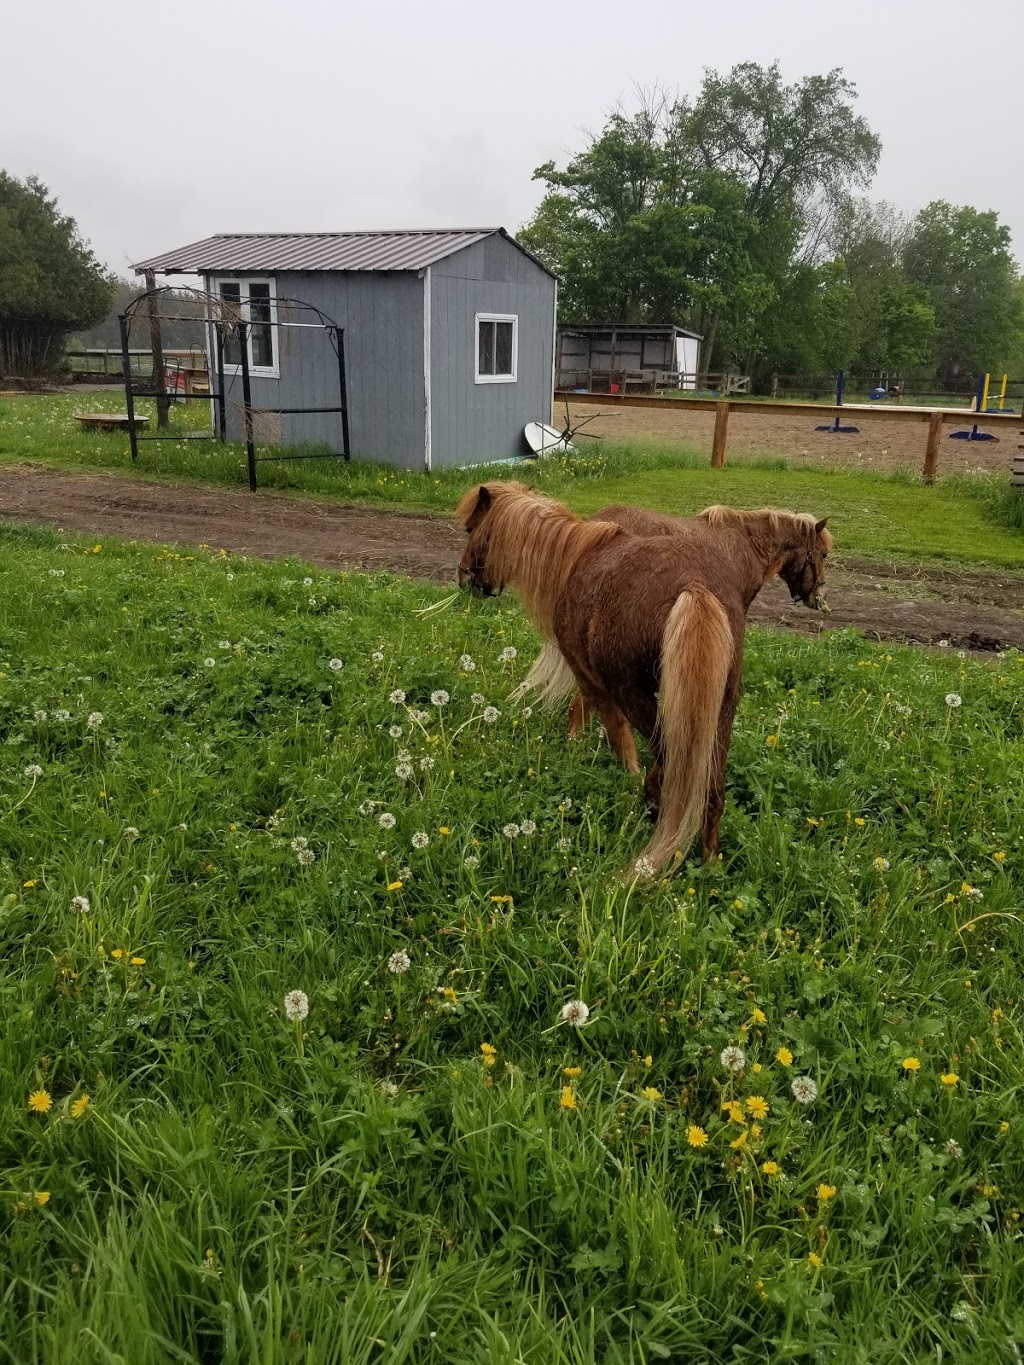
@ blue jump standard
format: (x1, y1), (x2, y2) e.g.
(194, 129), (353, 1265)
(815, 370), (859, 433)
(949, 374), (999, 442)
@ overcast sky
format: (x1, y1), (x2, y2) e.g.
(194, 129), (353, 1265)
(5, 0), (1023, 277)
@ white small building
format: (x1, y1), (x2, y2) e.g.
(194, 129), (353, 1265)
(556, 323), (703, 393)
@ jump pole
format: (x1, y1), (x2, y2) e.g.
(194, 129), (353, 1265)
(815, 369), (859, 433)
(949, 373), (998, 442)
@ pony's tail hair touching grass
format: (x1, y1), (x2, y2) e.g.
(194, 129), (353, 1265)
(634, 589), (734, 875)
(511, 642), (576, 707)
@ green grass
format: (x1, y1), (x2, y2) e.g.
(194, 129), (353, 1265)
(2, 394), (1023, 569)
(1, 524), (1024, 1361)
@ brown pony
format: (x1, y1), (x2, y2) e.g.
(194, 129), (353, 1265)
(456, 482), (831, 875)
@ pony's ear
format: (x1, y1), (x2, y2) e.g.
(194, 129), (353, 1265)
(814, 517), (829, 535)
(475, 485), (492, 515)
(455, 484), (493, 529)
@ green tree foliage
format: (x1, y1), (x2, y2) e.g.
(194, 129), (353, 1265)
(903, 201), (1023, 381)
(0, 172), (112, 376)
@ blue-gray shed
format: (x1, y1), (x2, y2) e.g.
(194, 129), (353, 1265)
(133, 229), (558, 470)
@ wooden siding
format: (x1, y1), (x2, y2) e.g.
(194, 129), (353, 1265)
(429, 236), (556, 467)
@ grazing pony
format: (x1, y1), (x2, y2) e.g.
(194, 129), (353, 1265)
(456, 483), (831, 874)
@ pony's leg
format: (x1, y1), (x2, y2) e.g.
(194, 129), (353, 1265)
(567, 690), (589, 738)
(578, 682), (642, 774)
(701, 648), (744, 861)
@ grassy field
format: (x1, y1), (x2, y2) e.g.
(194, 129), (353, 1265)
(2, 394), (1023, 567)
(1, 523), (1023, 1361)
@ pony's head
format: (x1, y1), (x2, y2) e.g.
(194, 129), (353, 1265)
(778, 518), (832, 610)
(455, 482), (522, 598)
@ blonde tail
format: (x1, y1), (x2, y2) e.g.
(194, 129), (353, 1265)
(510, 641), (577, 707)
(634, 590), (734, 875)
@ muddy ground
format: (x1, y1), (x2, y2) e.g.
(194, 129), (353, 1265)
(1, 463), (1023, 651)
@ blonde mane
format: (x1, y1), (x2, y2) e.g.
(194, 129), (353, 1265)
(456, 482), (620, 635)
(697, 505), (833, 554)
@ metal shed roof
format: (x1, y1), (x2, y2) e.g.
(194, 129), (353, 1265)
(134, 228), (554, 277)
(559, 322), (704, 340)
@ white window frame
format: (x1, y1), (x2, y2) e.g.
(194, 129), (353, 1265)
(475, 312), (518, 385)
(213, 276), (279, 379)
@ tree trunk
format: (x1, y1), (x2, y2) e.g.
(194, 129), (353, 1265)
(700, 311), (720, 383)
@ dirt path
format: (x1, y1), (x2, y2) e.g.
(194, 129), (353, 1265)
(2, 463), (1023, 651)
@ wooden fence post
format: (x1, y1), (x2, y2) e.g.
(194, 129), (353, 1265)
(923, 410), (942, 484)
(711, 401), (730, 467)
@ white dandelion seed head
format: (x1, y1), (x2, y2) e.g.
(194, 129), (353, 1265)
(483, 706), (500, 723)
(71, 895), (90, 914)
(720, 1046), (747, 1074)
(950, 1302), (972, 1323)
(296, 847), (315, 866)
(371, 651), (385, 663)
(430, 690), (450, 707)
(945, 693), (962, 708)
(226, 572), (234, 581)
(86, 712), (103, 730)
(124, 826), (140, 842)
(464, 854), (479, 869)
(791, 1075), (818, 1104)
(893, 702), (912, 716)
(521, 706), (533, 719)
(389, 724), (403, 739)
(329, 658), (344, 672)
(218, 640), (231, 650)
(387, 949), (411, 975)
(378, 812), (397, 830)
(23, 763), (43, 779)
(290, 836), (309, 851)
(944, 1138), (963, 1159)
(378, 1079), (399, 1098)
(389, 689), (406, 705)
(54, 709), (70, 722)
(410, 709), (430, 724)
(357, 800), (375, 816)
(633, 854), (657, 880)
(459, 654), (476, 671)
(964, 886), (983, 902)
(502, 823), (521, 839)
(283, 989), (309, 1021)
(419, 756), (436, 772)
(499, 647), (518, 662)
(556, 837), (571, 853)
(34, 710), (47, 722)
(395, 763), (414, 780)
(470, 693), (486, 706)
(520, 819), (537, 836)
(48, 568), (65, 578)
(957, 650), (966, 659)
(399, 865), (412, 882)
(302, 577), (313, 587)
(411, 831), (429, 849)
(559, 999), (590, 1028)
(560, 797), (573, 811)
(938, 639), (950, 649)
(204, 657), (216, 668)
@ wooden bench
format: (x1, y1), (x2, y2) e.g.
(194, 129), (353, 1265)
(75, 413), (150, 434)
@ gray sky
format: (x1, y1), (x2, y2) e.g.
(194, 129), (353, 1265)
(5, 0), (1023, 276)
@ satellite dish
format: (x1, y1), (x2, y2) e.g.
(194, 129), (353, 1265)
(524, 421), (573, 457)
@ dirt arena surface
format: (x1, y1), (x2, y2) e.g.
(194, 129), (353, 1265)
(2, 463), (1023, 651)
(563, 397), (1018, 476)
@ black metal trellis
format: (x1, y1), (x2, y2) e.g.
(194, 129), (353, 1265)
(117, 287), (350, 490)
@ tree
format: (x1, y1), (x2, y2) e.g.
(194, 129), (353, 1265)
(904, 201), (1022, 381)
(0, 173), (112, 376)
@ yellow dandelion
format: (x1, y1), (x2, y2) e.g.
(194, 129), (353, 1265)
(71, 1095), (90, 1118)
(854, 817), (866, 827)
(746, 1095), (769, 1120)
(642, 1054), (653, 1067)
(750, 1123), (763, 1139)
(560, 1086), (577, 1110)
(722, 1100), (745, 1124)
(111, 948), (125, 960)
(23, 880), (37, 888)
(563, 1065), (581, 1078)
(386, 880), (403, 892)
(732, 898), (744, 909)
(807, 1251), (823, 1269)
(130, 956), (146, 967)
(1000, 1121), (1010, 1134)
(438, 827), (451, 836)
(816, 1183), (836, 1201)
(28, 1090), (52, 1114)
(686, 1125), (709, 1148)
(940, 1072), (959, 1087)
(642, 1086), (662, 1102)
(751, 1007), (767, 1025)
(479, 1043), (496, 1067)
(776, 1046), (794, 1067)
(765, 735), (777, 746)
(34, 1191), (50, 1206)
(761, 1160), (781, 1177)
(751, 1062), (763, 1074)
(902, 1056), (921, 1073)
(442, 986), (458, 1004)
(729, 1128), (748, 1149)
(994, 852), (1006, 863)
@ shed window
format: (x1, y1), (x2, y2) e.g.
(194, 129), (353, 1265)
(476, 314), (518, 383)
(215, 278), (278, 377)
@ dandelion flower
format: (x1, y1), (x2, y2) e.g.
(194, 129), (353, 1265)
(290, 836), (308, 852)
(941, 1072), (959, 1087)
(419, 756), (435, 772)
(34, 1191), (50, 1206)
(558, 999), (590, 1028)
(563, 1065), (581, 1078)
(761, 1160), (781, 1177)
(411, 831), (429, 849)
(945, 693), (962, 708)
(729, 1129), (748, 1149)
(556, 837), (571, 853)
(459, 654), (475, 671)
(722, 1100), (745, 1124)
(751, 1007), (767, 1025)
(633, 854), (657, 880)
(807, 1251), (823, 1270)
(329, 659), (344, 672)
(464, 854), (480, 870)
(23, 763), (43, 779)
(720, 1045), (746, 1074)
(86, 712), (103, 730)
(296, 848), (315, 866)
(479, 1042), (496, 1066)
(54, 709), (70, 722)
(395, 763), (414, 780)
(430, 690), (449, 707)
(499, 647), (518, 662)
(388, 949), (411, 974)
(378, 1079), (399, 1098)
(71, 1095), (90, 1118)
(994, 851), (1006, 863)
(962, 885), (983, 902)
(303, 577), (313, 587)
(124, 826), (140, 842)
(502, 823), (520, 839)
(71, 895), (90, 914)
(203, 657), (216, 668)
(776, 1045), (794, 1067)
(560, 1086), (577, 1110)
(283, 990), (309, 1022)
(747, 1095), (769, 1120)
(520, 819), (536, 836)
(28, 1090), (52, 1114)
(371, 650), (384, 663)
(944, 1138), (963, 1159)
(378, 812), (397, 830)
(642, 1086), (662, 1102)
(386, 880), (402, 892)
(389, 689), (406, 704)
(791, 1075), (818, 1104)
(388, 724), (403, 739)
(902, 1056), (921, 1073)
(686, 1124), (708, 1148)
(219, 640), (231, 650)
(483, 706), (500, 723)
(873, 856), (890, 871)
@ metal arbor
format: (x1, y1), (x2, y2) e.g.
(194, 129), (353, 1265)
(117, 287), (350, 490)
